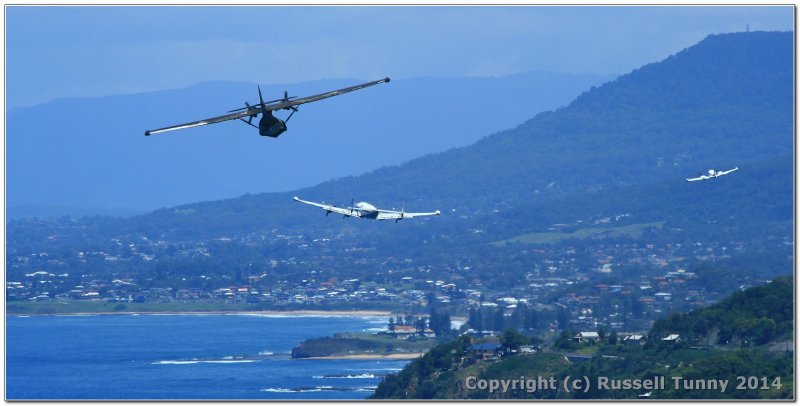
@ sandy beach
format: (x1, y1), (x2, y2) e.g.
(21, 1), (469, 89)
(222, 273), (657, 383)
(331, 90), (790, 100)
(9, 309), (393, 317)
(247, 309), (392, 317)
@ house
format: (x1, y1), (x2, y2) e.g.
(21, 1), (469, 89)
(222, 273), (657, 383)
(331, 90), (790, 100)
(469, 343), (501, 360)
(662, 334), (680, 342)
(81, 290), (100, 299)
(572, 332), (600, 343)
(654, 292), (672, 301)
(392, 325), (418, 339)
(392, 324), (436, 339)
(623, 334), (647, 345)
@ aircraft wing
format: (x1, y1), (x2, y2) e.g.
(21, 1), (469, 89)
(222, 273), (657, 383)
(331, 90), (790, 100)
(267, 77), (390, 111)
(145, 110), (255, 136)
(686, 176), (706, 182)
(293, 197), (361, 217)
(145, 78), (390, 136)
(716, 167), (739, 176)
(376, 209), (441, 221)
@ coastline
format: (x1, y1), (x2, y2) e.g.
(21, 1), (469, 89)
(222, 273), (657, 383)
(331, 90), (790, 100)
(7, 309), (393, 317)
(300, 353), (424, 360)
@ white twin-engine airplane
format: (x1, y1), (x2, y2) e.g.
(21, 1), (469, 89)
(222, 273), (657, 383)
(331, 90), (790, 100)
(686, 167), (739, 182)
(293, 197), (440, 222)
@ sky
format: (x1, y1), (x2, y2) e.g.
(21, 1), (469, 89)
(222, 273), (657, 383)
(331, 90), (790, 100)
(5, 5), (794, 108)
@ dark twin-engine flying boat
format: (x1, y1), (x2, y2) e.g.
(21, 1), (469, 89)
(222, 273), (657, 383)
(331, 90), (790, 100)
(145, 77), (390, 137)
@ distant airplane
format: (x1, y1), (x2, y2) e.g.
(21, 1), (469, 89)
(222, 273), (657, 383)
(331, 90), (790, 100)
(293, 197), (440, 223)
(145, 77), (390, 137)
(686, 167), (738, 182)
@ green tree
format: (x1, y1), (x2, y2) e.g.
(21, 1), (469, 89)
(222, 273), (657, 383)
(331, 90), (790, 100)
(493, 308), (505, 332)
(501, 328), (528, 351)
(468, 307), (482, 331)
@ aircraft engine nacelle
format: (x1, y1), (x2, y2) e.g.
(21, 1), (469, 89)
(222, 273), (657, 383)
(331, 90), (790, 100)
(259, 111), (287, 138)
(708, 169), (716, 175)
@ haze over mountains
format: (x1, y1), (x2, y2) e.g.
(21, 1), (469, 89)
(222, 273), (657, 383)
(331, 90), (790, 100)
(7, 31), (793, 292)
(119, 31), (792, 241)
(9, 32), (793, 272)
(7, 71), (614, 219)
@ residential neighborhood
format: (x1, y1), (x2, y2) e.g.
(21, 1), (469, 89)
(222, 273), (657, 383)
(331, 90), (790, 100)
(7, 217), (779, 338)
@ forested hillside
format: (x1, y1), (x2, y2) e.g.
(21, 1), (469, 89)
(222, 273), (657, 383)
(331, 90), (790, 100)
(7, 32), (793, 319)
(8, 71), (613, 216)
(110, 31), (791, 238)
(649, 276), (792, 347)
(371, 277), (794, 400)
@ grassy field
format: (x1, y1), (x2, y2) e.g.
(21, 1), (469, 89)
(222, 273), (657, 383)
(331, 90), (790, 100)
(292, 331), (436, 358)
(492, 221), (665, 246)
(334, 332), (436, 352)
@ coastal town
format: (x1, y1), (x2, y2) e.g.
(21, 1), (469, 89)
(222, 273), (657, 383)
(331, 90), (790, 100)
(7, 217), (783, 336)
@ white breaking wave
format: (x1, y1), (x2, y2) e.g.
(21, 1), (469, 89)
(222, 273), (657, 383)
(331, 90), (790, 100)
(260, 386), (375, 393)
(237, 314), (353, 319)
(366, 319), (388, 324)
(236, 314), (385, 323)
(355, 386), (379, 392)
(145, 313), (221, 317)
(152, 360), (200, 365)
(314, 373), (378, 379)
(56, 314), (96, 317)
(202, 359), (256, 364)
(362, 327), (389, 333)
(341, 373), (377, 379)
(152, 359), (256, 365)
(260, 386), (334, 393)
(260, 388), (297, 393)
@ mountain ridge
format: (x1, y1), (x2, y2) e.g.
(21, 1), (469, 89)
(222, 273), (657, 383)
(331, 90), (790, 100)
(7, 71), (614, 218)
(6, 31), (793, 311)
(122, 31), (792, 238)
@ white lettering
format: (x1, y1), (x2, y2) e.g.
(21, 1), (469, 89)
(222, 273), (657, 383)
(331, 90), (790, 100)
(465, 376), (477, 390)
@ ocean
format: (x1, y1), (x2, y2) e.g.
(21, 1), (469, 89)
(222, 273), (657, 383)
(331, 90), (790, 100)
(6, 313), (410, 400)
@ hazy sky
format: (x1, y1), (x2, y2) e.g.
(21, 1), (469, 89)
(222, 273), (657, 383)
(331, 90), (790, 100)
(6, 5), (793, 108)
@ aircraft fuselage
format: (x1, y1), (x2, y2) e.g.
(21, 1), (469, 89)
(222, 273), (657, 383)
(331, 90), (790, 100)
(352, 202), (379, 219)
(259, 111), (287, 137)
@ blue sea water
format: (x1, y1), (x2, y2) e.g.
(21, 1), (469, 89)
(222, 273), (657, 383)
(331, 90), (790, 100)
(6, 313), (409, 400)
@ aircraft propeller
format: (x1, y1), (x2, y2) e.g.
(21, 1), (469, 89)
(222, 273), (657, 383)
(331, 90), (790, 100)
(145, 77), (388, 137)
(226, 90), (298, 113)
(278, 90), (299, 121)
(258, 86), (268, 116)
(343, 198), (354, 219)
(395, 202), (406, 223)
(233, 86), (290, 129)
